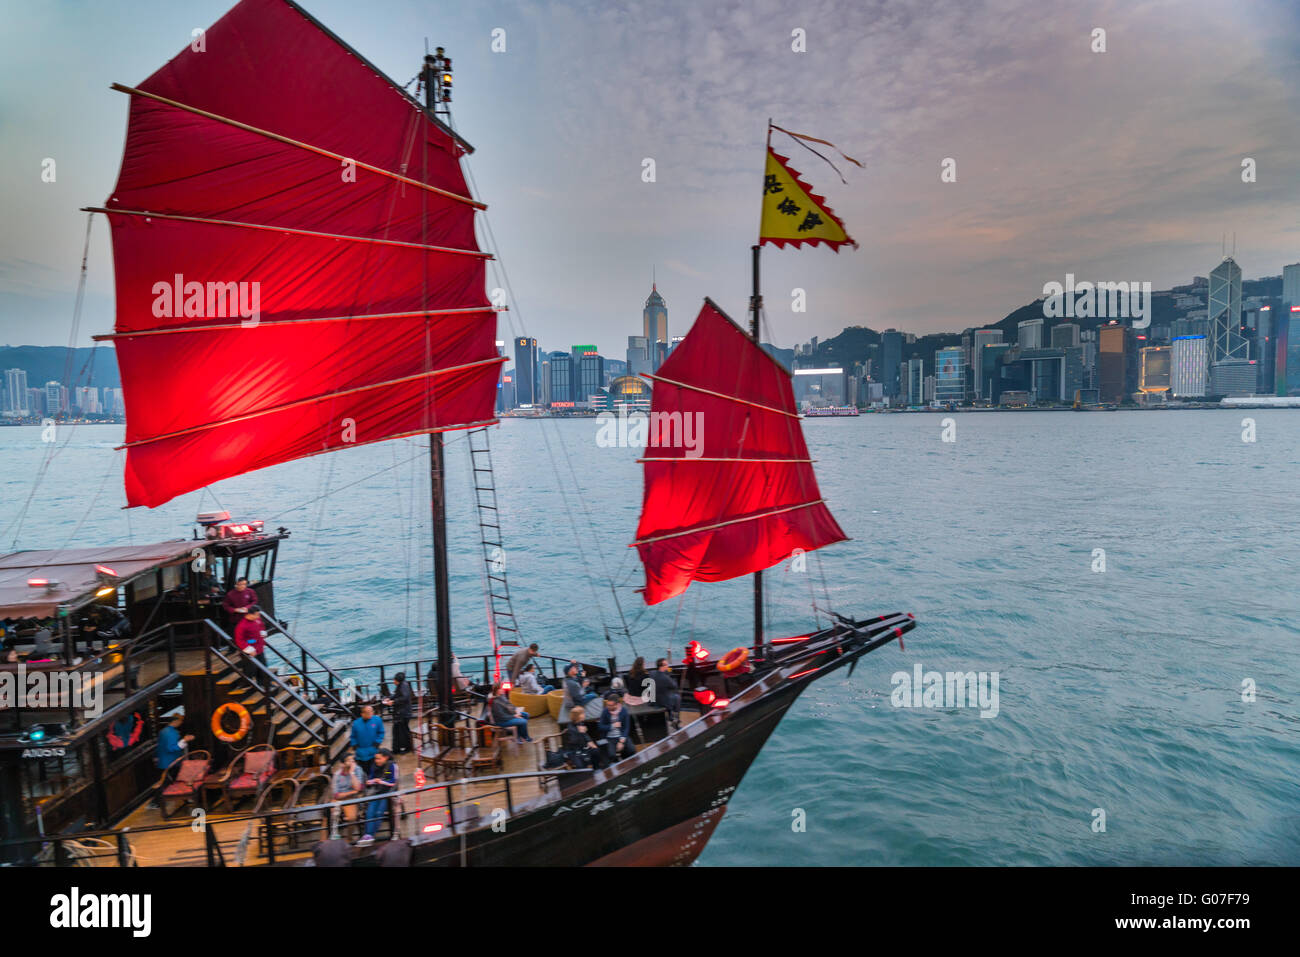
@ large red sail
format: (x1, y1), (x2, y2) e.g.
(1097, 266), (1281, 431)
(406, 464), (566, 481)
(96, 0), (501, 507)
(632, 300), (847, 605)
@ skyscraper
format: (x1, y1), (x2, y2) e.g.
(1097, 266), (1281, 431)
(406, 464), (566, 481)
(643, 283), (667, 368)
(1050, 323), (1080, 349)
(512, 337), (538, 406)
(971, 329), (1003, 398)
(1283, 306), (1300, 396)
(1139, 346), (1171, 394)
(1171, 335), (1209, 397)
(44, 381), (67, 414)
(577, 352), (604, 404)
(4, 368), (28, 415)
(626, 335), (650, 376)
(978, 343), (1011, 403)
(1018, 318), (1044, 351)
(1098, 324), (1129, 403)
(547, 350), (573, 406)
(1282, 262), (1300, 310)
(905, 357), (924, 407)
(1208, 257), (1245, 363)
(881, 330), (903, 399)
(934, 347), (964, 404)
(74, 386), (100, 414)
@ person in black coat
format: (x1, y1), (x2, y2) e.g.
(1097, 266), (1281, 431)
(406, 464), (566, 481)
(596, 693), (636, 763)
(386, 672), (414, 754)
(650, 658), (682, 724)
(561, 706), (608, 769)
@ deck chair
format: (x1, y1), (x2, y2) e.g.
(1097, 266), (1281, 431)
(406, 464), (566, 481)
(158, 750), (211, 819)
(253, 777), (299, 856)
(431, 725), (474, 781)
(289, 773), (332, 848)
(467, 724), (504, 776)
(223, 743), (276, 809)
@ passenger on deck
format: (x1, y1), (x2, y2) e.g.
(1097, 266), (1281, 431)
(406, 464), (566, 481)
(350, 704), (385, 775)
(562, 706), (608, 769)
(650, 658), (682, 723)
(358, 748), (398, 846)
(3, 647), (17, 664)
(562, 663), (598, 715)
(596, 693), (635, 763)
(506, 642), (540, 683)
(427, 656), (474, 699)
(489, 681), (533, 741)
(386, 672), (413, 754)
(156, 712), (193, 770)
(332, 751), (365, 832)
(29, 627), (56, 662)
(517, 662), (553, 694)
(623, 656), (649, 706)
(234, 606), (268, 689)
(222, 577), (258, 618)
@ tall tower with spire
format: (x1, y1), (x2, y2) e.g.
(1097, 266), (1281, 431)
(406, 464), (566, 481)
(643, 279), (668, 370)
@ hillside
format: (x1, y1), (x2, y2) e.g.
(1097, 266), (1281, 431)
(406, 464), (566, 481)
(0, 345), (119, 388)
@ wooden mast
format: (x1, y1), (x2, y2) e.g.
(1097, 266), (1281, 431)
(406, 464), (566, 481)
(749, 120), (772, 655)
(424, 51), (455, 726)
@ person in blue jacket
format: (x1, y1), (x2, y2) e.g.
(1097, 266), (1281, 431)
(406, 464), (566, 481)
(358, 749), (399, 846)
(155, 712), (193, 769)
(350, 703), (385, 776)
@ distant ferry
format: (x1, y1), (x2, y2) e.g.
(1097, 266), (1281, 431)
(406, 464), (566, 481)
(802, 406), (860, 417)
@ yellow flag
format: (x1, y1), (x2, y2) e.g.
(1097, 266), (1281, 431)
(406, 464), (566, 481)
(758, 148), (856, 251)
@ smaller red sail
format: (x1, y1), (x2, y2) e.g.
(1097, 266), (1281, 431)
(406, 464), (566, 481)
(631, 300), (847, 605)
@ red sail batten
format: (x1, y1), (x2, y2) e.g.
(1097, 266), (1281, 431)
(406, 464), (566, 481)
(632, 301), (847, 605)
(104, 0), (500, 508)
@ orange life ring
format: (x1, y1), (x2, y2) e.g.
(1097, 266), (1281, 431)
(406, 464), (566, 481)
(211, 702), (252, 743)
(717, 647), (749, 674)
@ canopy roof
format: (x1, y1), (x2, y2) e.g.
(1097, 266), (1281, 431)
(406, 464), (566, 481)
(0, 542), (196, 619)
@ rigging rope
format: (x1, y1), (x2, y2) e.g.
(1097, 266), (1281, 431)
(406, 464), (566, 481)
(5, 213), (95, 548)
(448, 112), (638, 659)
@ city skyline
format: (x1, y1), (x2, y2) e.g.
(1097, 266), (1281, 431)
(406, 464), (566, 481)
(2, 0), (1299, 351)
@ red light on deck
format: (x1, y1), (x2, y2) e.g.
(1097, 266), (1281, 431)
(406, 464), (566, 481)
(500, 681), (512, 692)
(26, 578), (49, 587)
(94, 564), (118, 577)
(218, 520), (265, 538)
(770, 633), (813, 645)
(422, 823), (444, 833)
(693, 688), (716, 707)
(786, 668), (817, 680)
(712, 698), (730, 709)
(683, 641), (709, 662)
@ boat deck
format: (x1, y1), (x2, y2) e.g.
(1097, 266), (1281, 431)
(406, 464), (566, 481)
(90, 705), (697, 867)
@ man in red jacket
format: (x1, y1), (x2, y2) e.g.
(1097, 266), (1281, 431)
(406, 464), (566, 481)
(223, 577), (258, 626)
(234, 605), (268, 690)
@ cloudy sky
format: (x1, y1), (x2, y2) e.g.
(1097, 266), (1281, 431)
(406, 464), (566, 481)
(2, 0), (1298, 355)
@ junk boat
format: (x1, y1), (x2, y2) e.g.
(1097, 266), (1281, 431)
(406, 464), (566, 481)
(0, 0), (915, 867)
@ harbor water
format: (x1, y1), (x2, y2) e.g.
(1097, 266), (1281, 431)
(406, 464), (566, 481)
(2, 410), (1296, 865)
